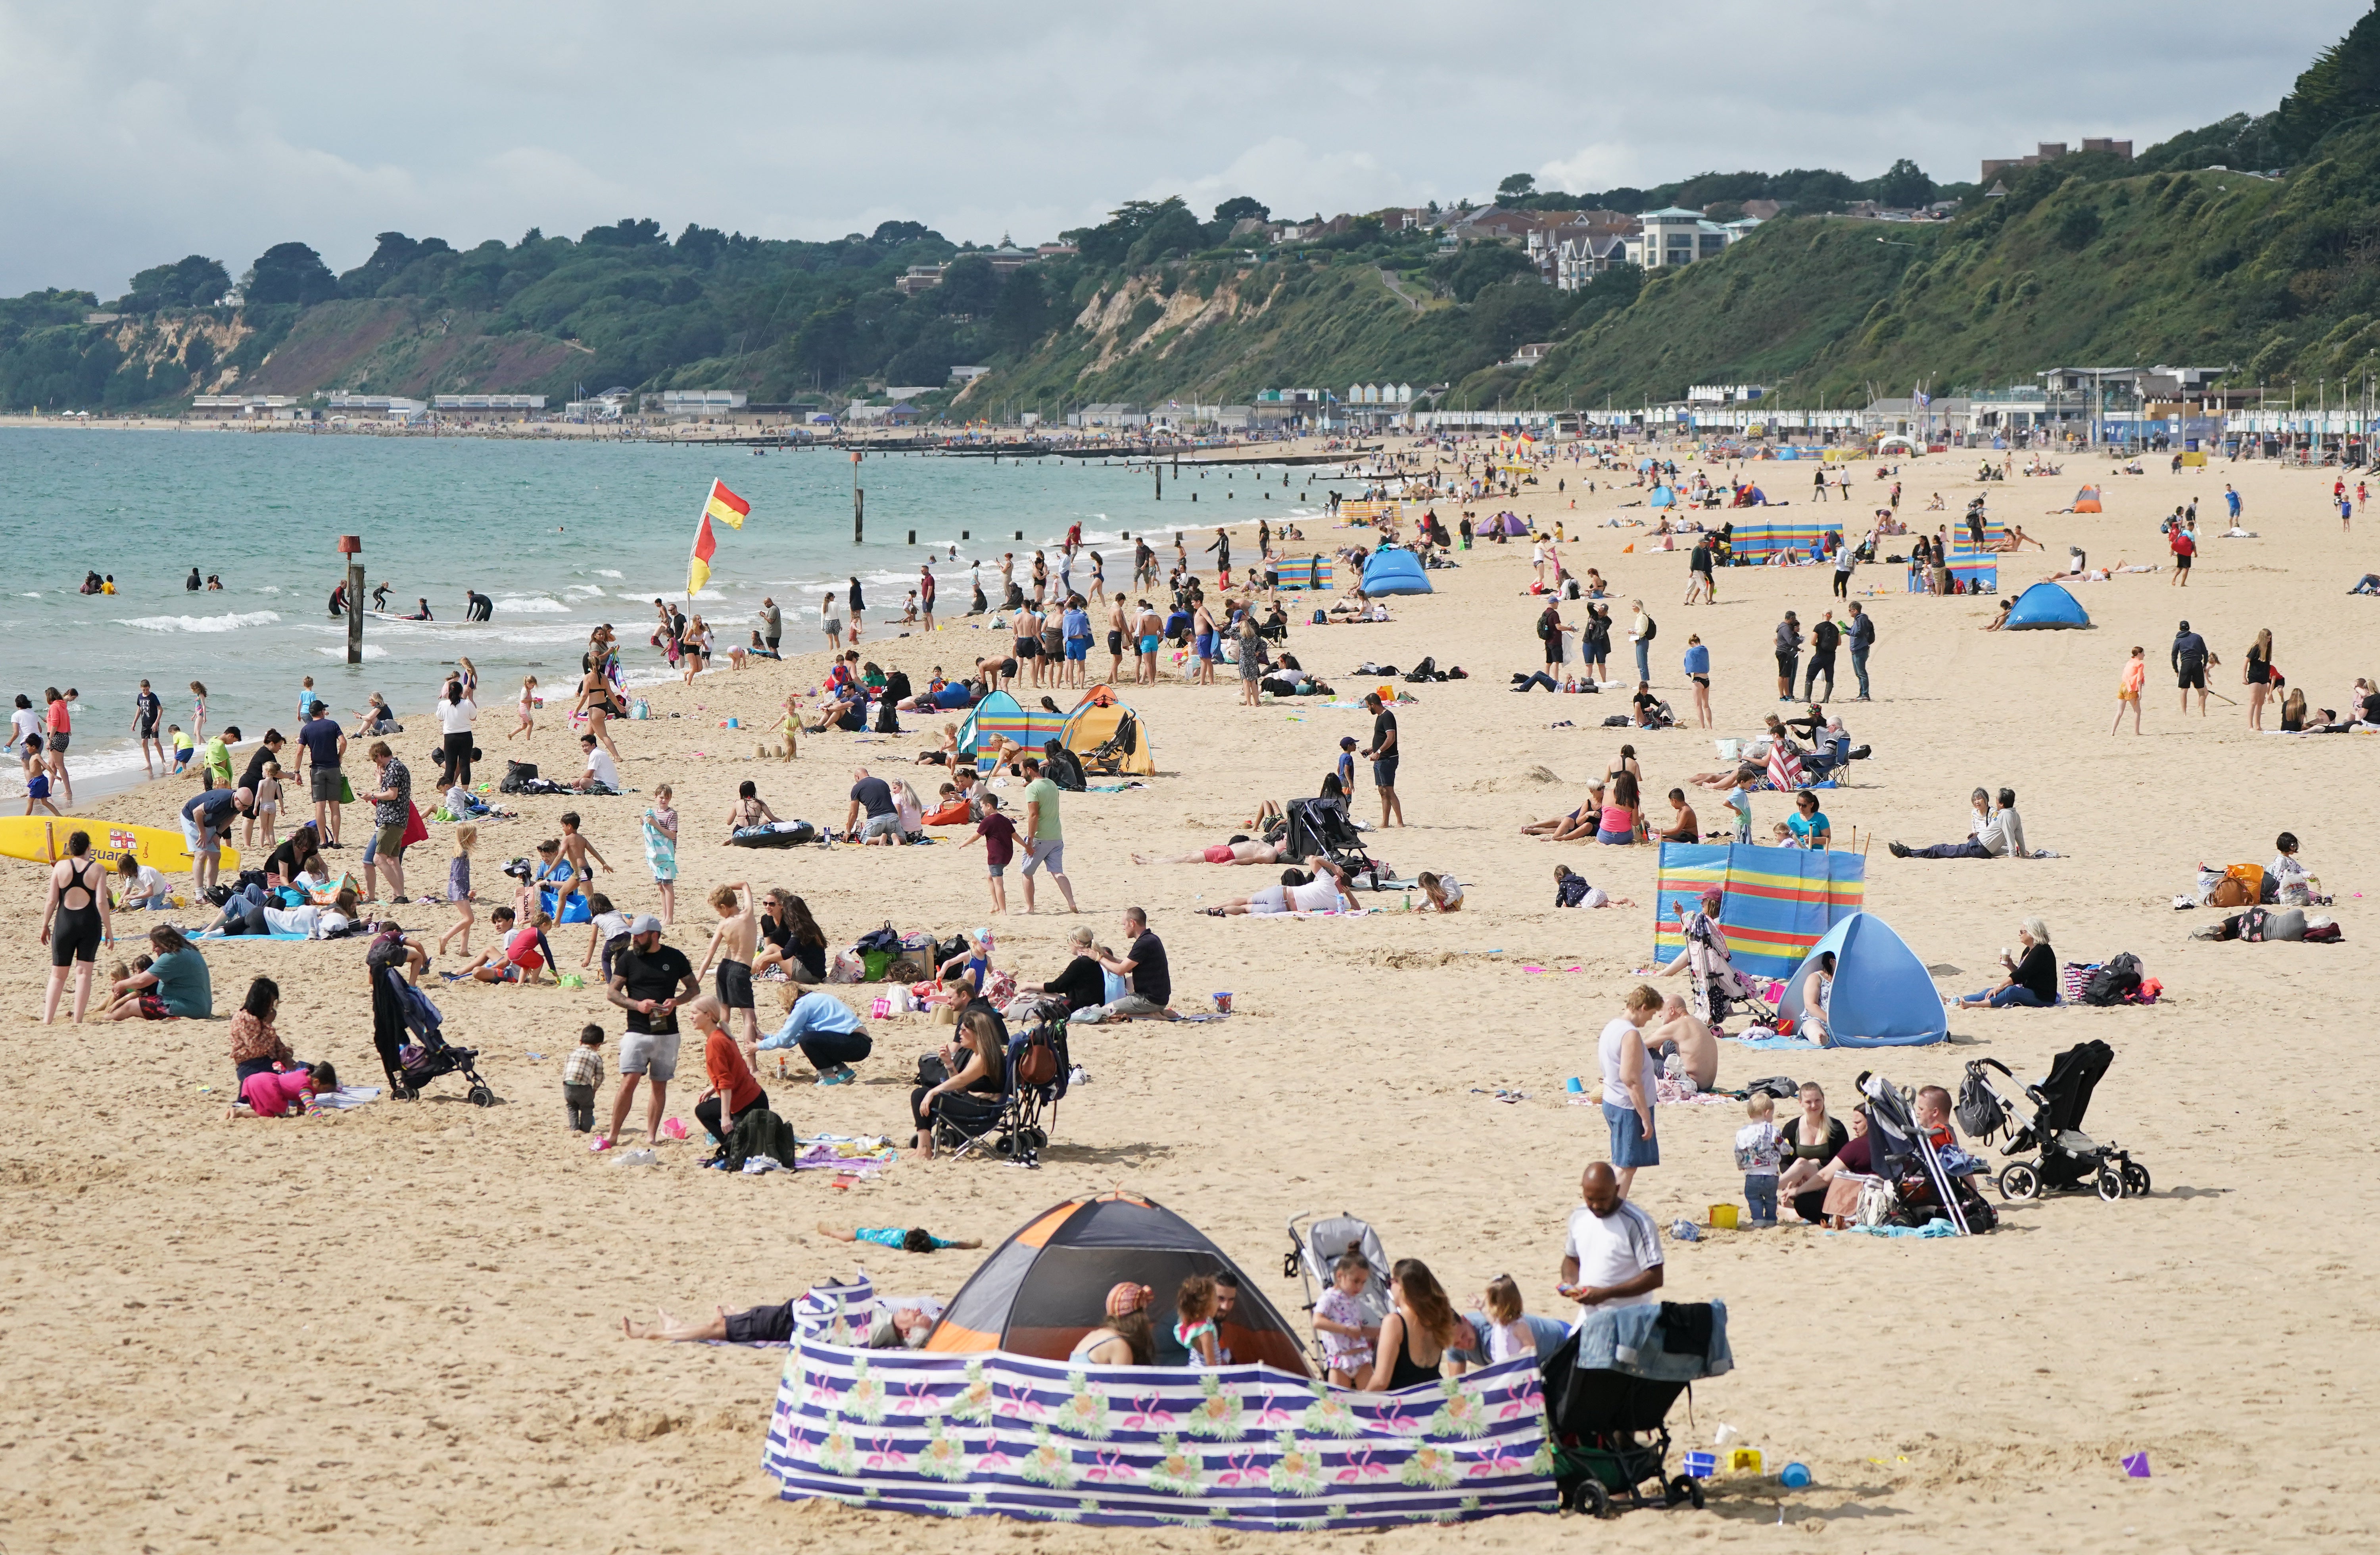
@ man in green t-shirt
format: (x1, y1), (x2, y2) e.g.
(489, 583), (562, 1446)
(1018, 758), (1078, 914)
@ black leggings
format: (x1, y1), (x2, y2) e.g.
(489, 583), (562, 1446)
(696, 1086), (769, 1145)
(441, 731), (473, 787)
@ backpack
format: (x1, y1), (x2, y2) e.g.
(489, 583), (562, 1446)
(500, 760), (538, 794)
(1640, 614), (1657, 643)
(1745, 1075), (1799, 1100)
(1535, 613), (1553, 640)
(1403, 657), (1437, 683)
(1955, 1072), (2006, 1138)
(1014, 1019), (1064, 1088)
(2081, 951), (2144, 1004)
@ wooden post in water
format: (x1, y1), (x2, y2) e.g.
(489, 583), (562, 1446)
(852, 448), (864, 543)
(338, 534), (364, 666)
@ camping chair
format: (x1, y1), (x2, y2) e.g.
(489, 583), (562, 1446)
(1080, 712), (1140, 776)
(933, 1001), (1068, 1167)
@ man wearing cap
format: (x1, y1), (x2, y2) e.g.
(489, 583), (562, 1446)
(603, 916), (699, 1147)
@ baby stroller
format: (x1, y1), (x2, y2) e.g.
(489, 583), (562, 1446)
(1282, 1211), (1392, 1373)
(388, 980), (495, 1107)
(1959, 1042), (2148, 1203)
(1540, 1302), (1731, 1515)
(1674, 908), (1774, 1031)
(1855, 1072), (1995, 1234)
(929, 1000), (1069, 1167)
(1282, 796), (1386, 888)
(1079, 714), (1141, 776)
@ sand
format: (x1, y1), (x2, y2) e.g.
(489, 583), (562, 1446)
(3, 442), (2372, 1553)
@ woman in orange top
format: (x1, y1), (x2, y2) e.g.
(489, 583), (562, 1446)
(689, 994), (767, 1145)
(2111, 645), (2146, 736)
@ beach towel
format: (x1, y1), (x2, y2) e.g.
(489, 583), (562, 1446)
(1726, 1033), (1821, 1051)
(309, 1084), (383, 1110)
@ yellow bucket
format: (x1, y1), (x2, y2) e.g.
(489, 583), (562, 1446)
(1709, 1204), (1740, 1229)
(1729, 1447), (1765, 1474)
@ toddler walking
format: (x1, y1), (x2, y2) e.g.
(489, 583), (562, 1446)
(562, 1023), (605, 1131)
(642, 783), (678, 924)
(1735, 1092), (1785, 1227)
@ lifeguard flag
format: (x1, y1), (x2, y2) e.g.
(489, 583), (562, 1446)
(687, 480), (749, 595)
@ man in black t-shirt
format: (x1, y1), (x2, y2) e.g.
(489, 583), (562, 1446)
(1804, 612), (1841, 703)
(296, 703), (347, 846)
(1360, 691), (1404, 828)
(844, 766), (900, 843)
(1090, 906), (1174, 1021)
(604, 916), (700, 1147)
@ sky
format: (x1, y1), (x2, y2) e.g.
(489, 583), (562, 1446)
(0, 1), (2364, 298)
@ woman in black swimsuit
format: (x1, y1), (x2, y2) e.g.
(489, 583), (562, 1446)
(911, 1008), (1005, 1158)
(1363, 1258), (1467, 1392)
(40, 829), (112, 1023)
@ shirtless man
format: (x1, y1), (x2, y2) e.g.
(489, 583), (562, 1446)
(697, 881), (762, 1062)
(1107, 592), (1129, 683)
(1134, 599), (1163, 685)
(1012, 601), (1043, 690)
(1134, 837), (1285, 867)
(1643, 994), (1718, 1091)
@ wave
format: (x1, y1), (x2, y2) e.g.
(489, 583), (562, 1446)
(116, 610), (282, 633)
(316, 644), (388, 659)
(595, 569), (624, 579)
(494, 596), (570, 614)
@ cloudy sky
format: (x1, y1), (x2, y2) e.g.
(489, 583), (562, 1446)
(0, 1), (2362, 297)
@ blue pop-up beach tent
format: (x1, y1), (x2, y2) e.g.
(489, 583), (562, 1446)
(1776, 911), (1946, 1046)
(2004, 581), (2090, 630)
(1361, 547), (1433, 595)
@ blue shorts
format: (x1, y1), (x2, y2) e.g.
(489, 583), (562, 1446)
(1065, 637), (1090, 662)
(1372, 757), (1398, 789)
(1605, 1101), (1659, 1167)
(1194, 632), (1215, 660)
(1139, 635), (1159, 654)
(1597, 829), (1634, 845)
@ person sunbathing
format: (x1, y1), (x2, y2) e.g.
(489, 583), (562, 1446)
(622, 1293), (939, 1348)
(1205, 855), (1349, 916)
(1521, 783), (1606, 842)
(1134, 837), (1286, 866)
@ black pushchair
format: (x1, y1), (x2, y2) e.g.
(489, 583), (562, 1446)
(1080, 714), (1141, 776)
(1541, 1301), (1731, 1516)
(1282, 796), (1384, 887)
(1855, 1072), (1996, 1233)
(1959, 1042), (2148, 1203)
(387, 975), (495, 1107)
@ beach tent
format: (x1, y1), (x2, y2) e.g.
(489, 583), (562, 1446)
(2004, 581), (2090, 630)
(1058, 685), (1155, 775)
(956, 689), (1066, 759)
(1653, 841), (1866, 982)
(1648, 484), (1677, 508)
(2071, 486), (2103, 513)
(1489, 513), (1529, 537)
(1876, 435), (1918, 455)
(1361, 547), (1433, 595)
(1743, 486), (1770, 505)
(1731, 516), (1843, 561)
(1776, 911), (1946, 1046)
(924, 1190), (1310, 1372)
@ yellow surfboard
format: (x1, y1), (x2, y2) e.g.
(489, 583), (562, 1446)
(0, 816), (240, 874)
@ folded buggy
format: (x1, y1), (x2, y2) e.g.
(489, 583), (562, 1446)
(1282, 1211), (1392, 1372)
(1958, 1042), (2148, 1203)
(1854, 1071), (1996, 1233)
(1541, 1301), (1732, 1516)
(1282, 797), (1387, 888)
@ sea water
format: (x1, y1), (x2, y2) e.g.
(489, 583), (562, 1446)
(0, 428), (1338, 796)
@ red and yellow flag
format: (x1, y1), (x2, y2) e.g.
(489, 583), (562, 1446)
(687, 479), (748, 595)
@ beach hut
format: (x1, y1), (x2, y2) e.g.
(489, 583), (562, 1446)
(2004, 581), (2090, 630)
(1653, 841), (1866, 981)
(956, 689), (1067, 760)
(924, 1191), (1309, 1370)
(1360, 547), (1433, 595)
(1058, 685), (1155, 775)
(1776, 911), (1946, 1046)
(2070, 486), (2104, 513)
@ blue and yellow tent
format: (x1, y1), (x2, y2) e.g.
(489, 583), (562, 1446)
(1653, 842), (1866, 981)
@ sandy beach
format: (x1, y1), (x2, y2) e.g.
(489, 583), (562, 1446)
(3, 441), (2372, 1553)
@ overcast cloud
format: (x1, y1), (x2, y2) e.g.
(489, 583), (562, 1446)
(0, 1), (2361, 298)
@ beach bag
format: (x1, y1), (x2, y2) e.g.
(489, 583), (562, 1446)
(338, 772), (357, 805)
(500, 761), (538, 795)
(401, 802), (430, 850)
(852, 925), (900, 957)
(1745, 1076), (1799, 1100)
(2082, 952), (2144, 1003)
(1014, 1022), (1061, 1088)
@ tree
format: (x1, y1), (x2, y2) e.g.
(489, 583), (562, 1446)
(2052, 203), (2102, 251)
(1213, 196), (1270, 226)
(937, 254), (999, 317)
(2276, 4), (2380, 158)
(241, 242), (339, 305)
(991, 268), (1051, 354)
(1472, 278), (1557, 357)
(1431, 241), (1537, 303)
(580, 218), (664, 248)
(118, 254), (230, 311)
(871, 220), (938, 246)
(793, 301), (858, 385)
(1870, 157), (1937, 209)
(1127, 202), (1205, 265)
(1497, 173), (1538, 201)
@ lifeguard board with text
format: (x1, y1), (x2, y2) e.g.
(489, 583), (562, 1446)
(0, 816), (239, 874)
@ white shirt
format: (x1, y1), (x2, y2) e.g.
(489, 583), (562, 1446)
(9, 707), (41, 747)
(1598, 1016), (1642, 1107)
(436, 698), (478, 734)
(1564, 1200), (1664, 1312)
(1487, 1318), (1535, 1364)
(122, 864), (171, 904)
(1288, 877), (1342, 912)
(585, 748), (620, 789)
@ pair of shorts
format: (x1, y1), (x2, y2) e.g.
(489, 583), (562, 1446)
(1107, 630), (1124, 655)
(311, 766), (343, 802)
(861, 812), (901, 840)
(2174, 553), (2193, 570)
(46, 731), (69, 753)
(716, 958), (754, 1010)
(1776, 652), (1799, 678)
(1372, 757), (1399, 789)
(1014, 638), (1038, 660)
(137, 991), (172, 1020)
(985, 861), (1006, 877)
(1598, 829), (1635, 845)
(374, 823), (407, 858)
(2178, 662), (2207, 690)
(1021, 837), (1065, 876)
(181, 816), (218, 856)
(1139, 635), (1159, 654)
(1194, 632), (1215, 660)
(49, 915), (101, 966)
(1203, 843), (1236, 864)
(1690, 674), (1710, 688)
(723, 1300), (798, 1345)
(1604, 1100), (1660, 1167)
(619, 1027), (682, 1081)
(1065, 637), (1090, 662)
